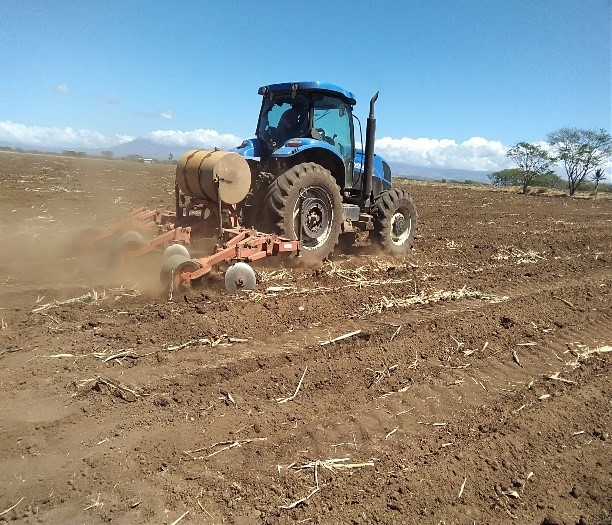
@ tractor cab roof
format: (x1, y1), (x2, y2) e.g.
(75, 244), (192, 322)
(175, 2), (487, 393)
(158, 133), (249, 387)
(258, 82), (356, 106)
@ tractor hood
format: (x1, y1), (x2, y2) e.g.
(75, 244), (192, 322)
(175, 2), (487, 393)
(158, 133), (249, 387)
(232, 137), (265, 158)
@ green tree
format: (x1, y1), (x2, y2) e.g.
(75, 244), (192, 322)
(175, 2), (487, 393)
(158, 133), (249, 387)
(547, 128), (612, 196)
(488, 168), (524, 186)
(531, 171), (565, 189)
(506, 142), (555, 194)
(590, 167), (606, 196)
(101, 150), (113, 158)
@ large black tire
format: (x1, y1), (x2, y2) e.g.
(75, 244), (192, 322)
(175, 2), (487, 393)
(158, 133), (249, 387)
(266, 162), (343, 266)
(372, 188), (418, 256)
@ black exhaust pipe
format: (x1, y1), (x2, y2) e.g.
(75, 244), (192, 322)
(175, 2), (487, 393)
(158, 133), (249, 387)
(361, 91), (379, 206)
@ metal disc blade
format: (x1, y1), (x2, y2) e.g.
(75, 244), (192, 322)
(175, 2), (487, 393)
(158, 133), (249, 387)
(162, 243), (190, 262)
(160, 254), (191, 284)
(224, 262), (257, 293)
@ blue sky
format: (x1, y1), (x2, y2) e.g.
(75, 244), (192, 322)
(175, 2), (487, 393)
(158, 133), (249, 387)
(0, 0), (610, 171)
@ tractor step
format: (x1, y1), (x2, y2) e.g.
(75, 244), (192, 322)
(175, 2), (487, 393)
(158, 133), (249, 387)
(342, 203), (361, 222)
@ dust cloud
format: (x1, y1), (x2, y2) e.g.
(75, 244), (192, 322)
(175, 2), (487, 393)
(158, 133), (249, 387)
(0, 151), (175, 309)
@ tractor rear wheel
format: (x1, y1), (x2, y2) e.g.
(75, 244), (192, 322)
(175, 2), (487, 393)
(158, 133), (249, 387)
(372, 188), (418, 256)
(266, 162), (342, 266)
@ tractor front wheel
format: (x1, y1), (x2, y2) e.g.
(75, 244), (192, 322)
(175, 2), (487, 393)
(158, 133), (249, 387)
(266, 162), (342, 266)
(372, 188), (418, 256)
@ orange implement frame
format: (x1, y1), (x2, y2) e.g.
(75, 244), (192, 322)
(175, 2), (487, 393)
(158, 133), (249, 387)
(87, 194), (301, 287)
(82, 208), (168, 247)
(173, 228), (300, 288)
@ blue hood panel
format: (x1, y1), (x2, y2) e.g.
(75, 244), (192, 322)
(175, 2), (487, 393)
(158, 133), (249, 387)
(231, 138), (265, 158)
(354, 148), (387, 182)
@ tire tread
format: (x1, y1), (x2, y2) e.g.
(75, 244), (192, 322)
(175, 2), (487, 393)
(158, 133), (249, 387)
(372, 188), (418, 256)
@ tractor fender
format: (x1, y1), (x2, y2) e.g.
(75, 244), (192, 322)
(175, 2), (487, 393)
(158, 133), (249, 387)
(272, 141), (345, 186)
(272, 138), (340, 159)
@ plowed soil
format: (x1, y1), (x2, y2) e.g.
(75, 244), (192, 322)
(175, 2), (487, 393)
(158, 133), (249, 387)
(0, 151), (610, 525)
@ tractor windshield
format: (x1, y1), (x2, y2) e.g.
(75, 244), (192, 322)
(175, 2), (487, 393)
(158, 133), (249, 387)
(256, 94), (310, 149)
(312, 95), (353, 159)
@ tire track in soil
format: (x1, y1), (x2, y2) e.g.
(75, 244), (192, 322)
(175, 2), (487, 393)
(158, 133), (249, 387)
(142, 278), (611, 524)
(112, 259), (609, 394)
(173, 286), (611, 449)
(2, 268), (607, 523)
(19, 265), (605, 523)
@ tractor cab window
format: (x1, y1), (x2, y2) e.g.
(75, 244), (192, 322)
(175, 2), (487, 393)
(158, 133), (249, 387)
(257, 94), (310, 148)
(312, 96), (353, 160)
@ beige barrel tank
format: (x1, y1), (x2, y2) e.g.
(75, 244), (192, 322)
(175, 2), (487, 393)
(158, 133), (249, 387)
(175, 149), (251, 204)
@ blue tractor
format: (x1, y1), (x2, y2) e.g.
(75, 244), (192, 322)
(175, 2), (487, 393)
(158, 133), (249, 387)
(97, 82), (419, 291)
(230, 81), (418, 265)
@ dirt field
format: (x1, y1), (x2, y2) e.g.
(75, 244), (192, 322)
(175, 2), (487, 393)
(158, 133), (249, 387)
(0, 151), (610, 525)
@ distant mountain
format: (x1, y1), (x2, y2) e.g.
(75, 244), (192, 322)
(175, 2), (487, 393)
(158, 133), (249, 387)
(0, 138), (182, 160)
(389, 162), (491, 183)
(106, 138), (180, 159)
(0, 137), (492, 183)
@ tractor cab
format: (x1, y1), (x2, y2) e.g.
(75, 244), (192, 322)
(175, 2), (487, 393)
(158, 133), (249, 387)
(252, 82), (357, 191)
(256, 84), (354, 152)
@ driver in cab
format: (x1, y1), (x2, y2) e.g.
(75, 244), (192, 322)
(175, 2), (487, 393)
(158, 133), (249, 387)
(276, 103), (308, 143)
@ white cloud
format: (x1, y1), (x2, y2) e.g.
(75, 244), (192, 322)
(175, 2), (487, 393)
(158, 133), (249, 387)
(0, 120), (133, 148)
(160, 109), (174, 120)
(10, 119), (593, 176)
(375, 136), (513, 171)
(56, 84), (69, 94)
(115, 134), (135, 144)
(146, 128), (242, 150)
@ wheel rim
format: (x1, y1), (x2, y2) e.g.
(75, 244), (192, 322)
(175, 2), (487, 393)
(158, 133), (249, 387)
(293, 186), (334, 250)
(390, 209), (412, 246)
